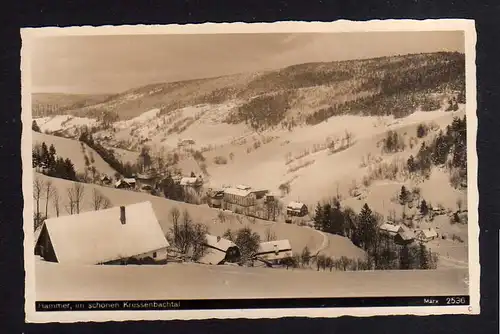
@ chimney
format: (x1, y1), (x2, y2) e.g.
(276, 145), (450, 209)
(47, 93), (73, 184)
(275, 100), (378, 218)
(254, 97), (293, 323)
(120, 206), (126, 225)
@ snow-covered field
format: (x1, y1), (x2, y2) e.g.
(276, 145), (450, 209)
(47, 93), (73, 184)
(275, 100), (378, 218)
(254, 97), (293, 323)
(32, 132), (117, 176)
(35, 115), (98, 133)
(35, 260), (469, 300)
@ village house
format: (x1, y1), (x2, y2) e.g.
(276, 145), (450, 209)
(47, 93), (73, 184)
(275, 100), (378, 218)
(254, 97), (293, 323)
(100, 174), (112, 185)
(286, 201), (308, 217)
(394, 229), (416, 246)
(378, 223), (405, 237)
(114, 178), (136, 189)
(254, 239), (293, 263)
(415, 227), (438, 243)
(222, 185), (269, 213)
(34, 201), (170, 265)
(221, 185), (270, 218)
(180, 175), (203, 189)
(199, 234), (241, 265)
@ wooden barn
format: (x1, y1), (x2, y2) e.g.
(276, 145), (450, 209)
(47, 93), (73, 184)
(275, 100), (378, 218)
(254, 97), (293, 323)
(254, 240), (293, 262)
(199, 234), (241, 265)
(286, 201), (308, 217)
(34, 201), (170, 265)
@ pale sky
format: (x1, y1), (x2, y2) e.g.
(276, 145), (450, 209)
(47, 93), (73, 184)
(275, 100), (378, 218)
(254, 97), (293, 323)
(30, 31), (464, 94)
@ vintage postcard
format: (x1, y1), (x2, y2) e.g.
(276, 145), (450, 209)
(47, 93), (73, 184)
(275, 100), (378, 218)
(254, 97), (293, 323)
(21, 20), (479, 322)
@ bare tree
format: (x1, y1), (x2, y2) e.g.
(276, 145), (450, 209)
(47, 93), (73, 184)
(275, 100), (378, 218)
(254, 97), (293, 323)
(33, 178), (43, 220)
(43, 179), (55, 217)
(52, 189), (60, 217)
(67, 182), (85, 214)
(91, 188), (112, 210)
(170, 207), (181, 246)
(264, 227), (277, 241)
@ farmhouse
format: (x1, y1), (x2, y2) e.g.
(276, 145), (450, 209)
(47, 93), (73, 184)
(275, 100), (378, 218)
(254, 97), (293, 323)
(394, 229), (416, 245)
(254, 239), (293, 262)
(378, 223), (404, 236)
(286, 201), (308, 217)
(34, 201), (170, 265)
(115, 178), (136, 189)
(199, 234), (241, 265)
(415, 228), (438, 243)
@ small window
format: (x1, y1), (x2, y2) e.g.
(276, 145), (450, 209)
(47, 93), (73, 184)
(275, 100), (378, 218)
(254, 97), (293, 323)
(153, 252), (157, 258)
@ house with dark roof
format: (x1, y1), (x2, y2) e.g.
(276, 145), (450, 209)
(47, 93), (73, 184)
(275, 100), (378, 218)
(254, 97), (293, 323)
(34, 201), (169, 265)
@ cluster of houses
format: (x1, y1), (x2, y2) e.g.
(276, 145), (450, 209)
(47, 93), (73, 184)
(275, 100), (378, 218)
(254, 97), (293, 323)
(100, 168), (311, 223)
(100, 171), (204, 193)
(34, 201), (294, 266)
(378, 222), (439, 245)
(207, 184), (309, 221)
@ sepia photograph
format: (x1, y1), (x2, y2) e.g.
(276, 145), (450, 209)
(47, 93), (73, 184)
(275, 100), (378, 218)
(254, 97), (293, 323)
(21, 20), (479, 322)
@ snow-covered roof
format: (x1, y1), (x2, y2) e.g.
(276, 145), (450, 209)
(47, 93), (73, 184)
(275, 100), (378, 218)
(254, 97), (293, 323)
(204, 234), (238, 252)
(199, 234), (239, 265)
(223, 187), (252, 197)
(42, 201), (169, 265)
(123, 178), (136, 184)
(235, 184), (251, 190)
(180, 177), (201, 186)
(256, 240), (292, 254)
(255, 240), (293, 261)
(379, 223), (404, 233)
(418, 228), (438, 239)
(397, 229), (416, 241)
(287, 201), (306, 210)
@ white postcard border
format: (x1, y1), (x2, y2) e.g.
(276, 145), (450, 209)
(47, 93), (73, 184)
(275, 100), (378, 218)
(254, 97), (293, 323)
(21, 19), (479, 323)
